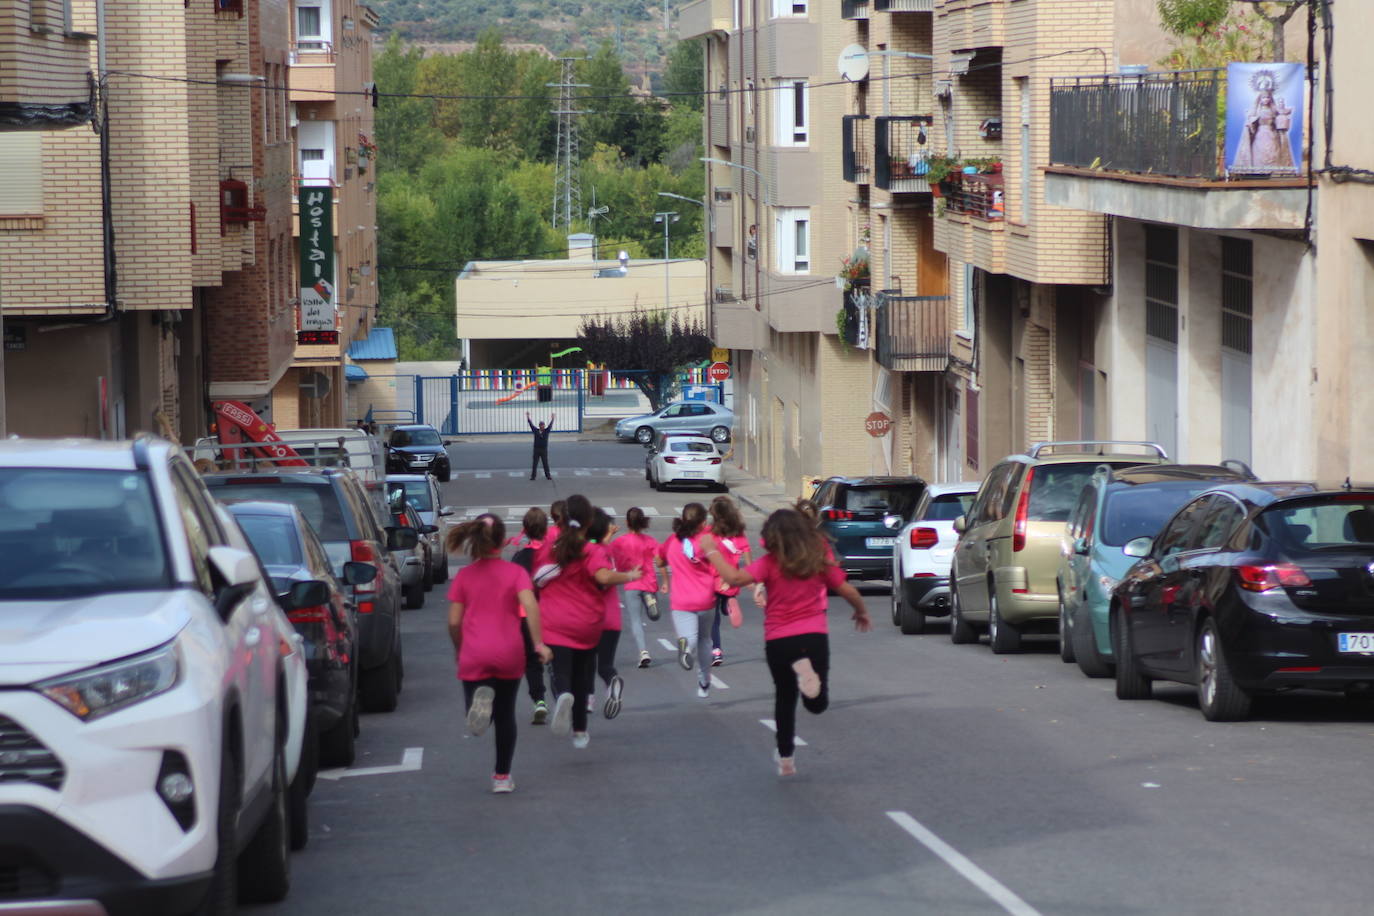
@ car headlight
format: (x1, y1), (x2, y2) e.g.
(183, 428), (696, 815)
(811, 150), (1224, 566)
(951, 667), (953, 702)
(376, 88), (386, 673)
(35, 642), (180, 721)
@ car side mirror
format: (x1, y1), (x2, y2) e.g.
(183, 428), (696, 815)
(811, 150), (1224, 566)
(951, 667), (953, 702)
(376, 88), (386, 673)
(207, 546), (259, 620)
(1073, 537), (1090, 556)
(420, 524), (439, 535)
(443, 439), (455, 446)
(438, 507), (455, 517)
(387, 526), (419, 551)
(953, 515), (967, 534)
(343, 561), (377, 586)
(283, 579), (330, 611)
(882, 514), (902, 531)
(1122, 536), (1153, 558)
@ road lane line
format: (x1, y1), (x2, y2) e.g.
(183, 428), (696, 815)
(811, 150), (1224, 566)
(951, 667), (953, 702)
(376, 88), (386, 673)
(657, 637), (677, 653)
(318, 747), (425, 781)
(474, 472), (491, 478)
(709, 675), (729, 689)
(575, 469), (591, 476)
(609, 470), (626, 476)
(759, 719), (806, 745)
(885, 811), (1043, 916)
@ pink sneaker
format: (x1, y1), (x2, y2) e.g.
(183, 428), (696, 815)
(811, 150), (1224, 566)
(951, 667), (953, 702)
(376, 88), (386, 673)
(792, 657), (821, 700)
(773, 750), (797, 777)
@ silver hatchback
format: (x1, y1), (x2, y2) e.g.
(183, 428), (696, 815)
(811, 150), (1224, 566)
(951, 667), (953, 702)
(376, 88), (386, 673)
(616, 400), (734, 445)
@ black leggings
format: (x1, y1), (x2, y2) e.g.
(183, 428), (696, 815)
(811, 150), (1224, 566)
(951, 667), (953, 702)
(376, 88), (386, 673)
(461, 678), (520, 775)
(530, 449), (551, 479)
(764, 633), (830, 758)
(520, 620), (546, 703)
(596, 628), (620, 686)
(548, 644), (597, 733)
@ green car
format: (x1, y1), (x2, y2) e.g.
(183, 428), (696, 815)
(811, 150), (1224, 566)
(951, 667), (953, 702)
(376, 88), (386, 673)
(1058, 463), (1253, 677)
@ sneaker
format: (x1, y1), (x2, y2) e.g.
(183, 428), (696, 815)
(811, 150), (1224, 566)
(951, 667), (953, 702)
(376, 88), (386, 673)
(531, 700), (548, 725)
(678, 637), (694, 671)
(645, 593), (660, 621)
(550, 693), (574, 736)
(586, 694), (596, 714)
(711, 648), (724, 667)
(773, 750), (797, 777)
(491, 774), (515, 794)
(604, 675), (624, 719)
(572, 731), (590, 749)
(697, 680), (709, 699)
(466, 685), (495, 736)
(637, 650), (651, 669)
(793, 657), (822, 700)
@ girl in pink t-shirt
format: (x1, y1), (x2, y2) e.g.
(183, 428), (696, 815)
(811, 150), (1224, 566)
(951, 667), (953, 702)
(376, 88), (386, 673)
(446, 514), (552, 794)
(610, 507), (660, 669)
(539, 494), (641, 746)
(587, 508), (627, 719)
(509, 507), (551, 726)
(707, 496), (751, 667)
(702, 509), (871, 777)
(659, 503), (719, 697)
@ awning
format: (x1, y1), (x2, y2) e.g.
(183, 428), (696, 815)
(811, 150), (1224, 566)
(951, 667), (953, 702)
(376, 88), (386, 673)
(344, 364), (369, 382)
(346, 327), (397, 361)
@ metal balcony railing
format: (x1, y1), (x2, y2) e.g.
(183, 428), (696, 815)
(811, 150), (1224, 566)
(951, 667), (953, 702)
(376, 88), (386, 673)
(841, 0), (870, 19)
(1049, 69), (1223, 179)
(943, 172), (1005, 221)
(842, 115), (871, 184)
(875, 116), (935, 192)
(290, 41), (336, 64)
(874, 0), (935, 10)
(876, 293), (949, 371)
(714, 286), (735, 303)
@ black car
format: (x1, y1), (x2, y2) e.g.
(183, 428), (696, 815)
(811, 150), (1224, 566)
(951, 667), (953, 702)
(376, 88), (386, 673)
(1111, 481), (1374, 720)
(227, 501), (375, 768)
(386, 425), (452, 482)
(206, 468), (417, 714)
(812, 476), (926, 580)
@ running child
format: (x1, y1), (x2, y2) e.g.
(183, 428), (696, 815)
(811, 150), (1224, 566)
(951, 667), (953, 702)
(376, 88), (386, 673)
(701, 509), (872, 776)
(509, 507), (551, 725)
(446, 514), (552, 793)
(707, 495), (751, 667)
(610, 507), (660, 669)
(659, 503), (718, 697)
(587, 508), (625, 718)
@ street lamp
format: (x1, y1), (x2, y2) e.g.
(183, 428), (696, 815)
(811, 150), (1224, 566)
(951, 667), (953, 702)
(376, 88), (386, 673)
(699, 156), (770, 205)
(654, 211), (679, 313)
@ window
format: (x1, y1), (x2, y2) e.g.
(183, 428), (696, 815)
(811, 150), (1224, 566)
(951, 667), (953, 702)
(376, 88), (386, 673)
(1195, 496), (1245, 550)
(775, 80), (808, 146)
(1156, 497), (1211, 557)
(296, 4), (325, 47)
(0, 133), (43, 216)
(770, 0), (807, 16)
(774, 208), (810, 273)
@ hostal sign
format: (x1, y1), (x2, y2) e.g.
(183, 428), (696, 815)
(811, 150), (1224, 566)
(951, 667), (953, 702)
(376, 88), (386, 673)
(299, 187), (335, 332)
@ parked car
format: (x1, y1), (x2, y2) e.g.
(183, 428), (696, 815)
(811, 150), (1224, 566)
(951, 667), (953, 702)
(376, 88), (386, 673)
(812, 476), (927, 581)
(0, 437), (295, 912)
(1058, 463), (1254, 678)
(646, 432), (727, 492)
(205, 467), (418, 713)
(226, 501), (375, 774)
(616, 399), (734, 445)
(1108, 481), (1374, 721)
(950, 441), (1170, 653)
(387, 473), (454, 582)
(392, 500), (437, 609)
(888, 481), (980, 634)
(385, 424), (453, 481)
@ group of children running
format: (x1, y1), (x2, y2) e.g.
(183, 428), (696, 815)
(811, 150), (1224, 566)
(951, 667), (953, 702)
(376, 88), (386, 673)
(444, 494), (873, 792)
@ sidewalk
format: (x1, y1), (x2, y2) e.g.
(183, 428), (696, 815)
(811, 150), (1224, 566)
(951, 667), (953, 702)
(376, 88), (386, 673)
(725, 464), (795, 515)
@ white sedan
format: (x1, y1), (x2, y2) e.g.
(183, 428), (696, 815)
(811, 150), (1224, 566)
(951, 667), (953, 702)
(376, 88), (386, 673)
(888, 481), (980, 634)
(647, 434), (727, 492)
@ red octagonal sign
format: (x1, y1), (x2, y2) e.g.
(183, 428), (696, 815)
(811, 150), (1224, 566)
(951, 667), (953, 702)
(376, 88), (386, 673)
(708, 361), (731, 382)
(865, 411), (892, 437)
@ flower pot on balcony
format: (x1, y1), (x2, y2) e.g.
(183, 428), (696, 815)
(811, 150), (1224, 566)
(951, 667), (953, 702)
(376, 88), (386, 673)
(928, 181), (942, 199)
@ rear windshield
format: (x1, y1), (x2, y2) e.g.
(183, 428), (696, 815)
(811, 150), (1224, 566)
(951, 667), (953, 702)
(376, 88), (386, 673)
(234, 513), (303, 566)
(1028, 462), (1140, 523)
(924, 492), (976, 522)
(1256, 498), (1374, 552)
(840, 485), (923, 518)
(1100, 481), (1221, 547)
(670, 442), (716, 453)
(391, 428), (442, 447)
(389, 480), (432, 512)
(209, 481), (351, 541)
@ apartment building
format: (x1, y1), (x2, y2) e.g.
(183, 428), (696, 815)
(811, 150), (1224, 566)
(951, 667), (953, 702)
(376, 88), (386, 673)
(273, 0), (381, 428)
(0, 0), (300, 441)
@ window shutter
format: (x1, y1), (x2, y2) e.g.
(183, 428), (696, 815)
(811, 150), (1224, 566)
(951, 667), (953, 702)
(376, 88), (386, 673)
(0, 134), (44, 215)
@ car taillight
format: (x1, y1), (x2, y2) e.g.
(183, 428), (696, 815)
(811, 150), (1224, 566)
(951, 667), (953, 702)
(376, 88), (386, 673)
(1235, 563), (1311, 592)
(1012, 468), (1033, 552)
(823, 509), (854, 521)
(710, 457), (722, 465)
(664, 456), (677, 464)
(288, 606), (330, 624)
(909, 527), (939, 549)
(351, 540), (378, 594)
(356, 600), (375, 614)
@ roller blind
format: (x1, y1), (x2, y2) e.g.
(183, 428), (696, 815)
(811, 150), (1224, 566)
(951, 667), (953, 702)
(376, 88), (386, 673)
(0, 133), (43, 215)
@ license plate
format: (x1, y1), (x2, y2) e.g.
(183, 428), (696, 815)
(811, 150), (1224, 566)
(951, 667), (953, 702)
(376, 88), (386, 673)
(866, 537), (896, 548)
(682, 471), (704, 478)
(1338, 633), (1374, 653)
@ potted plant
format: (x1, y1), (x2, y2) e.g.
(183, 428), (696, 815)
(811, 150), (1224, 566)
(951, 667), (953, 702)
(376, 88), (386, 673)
(837, 252), (870, 291)
(922, 154), (962, 197)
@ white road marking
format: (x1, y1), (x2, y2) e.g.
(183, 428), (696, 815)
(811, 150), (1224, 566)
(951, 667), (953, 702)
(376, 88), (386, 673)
(507, 471), (522, 478)
(474, 472), (491, 478)
(318, 747), (424, 781)
(885, 811), (1043, 916)
(759, 718), (807, 745)
(574, 469), (591, 476)
(608, 470), (626, 476)
(657, 637), (677, 653)
(709, 674), (729, 689)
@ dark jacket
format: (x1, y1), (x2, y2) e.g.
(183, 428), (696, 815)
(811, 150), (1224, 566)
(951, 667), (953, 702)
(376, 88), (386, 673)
(528, 419), (553, 450)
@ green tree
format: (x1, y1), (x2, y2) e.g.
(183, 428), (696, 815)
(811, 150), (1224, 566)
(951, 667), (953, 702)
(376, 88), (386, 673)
(578, 42), (665, 166)
(1156, 0), (1231, 40)
(662, 39), (704, 112)
(576, 309), (712, 410)
(374, 35), (444, 176)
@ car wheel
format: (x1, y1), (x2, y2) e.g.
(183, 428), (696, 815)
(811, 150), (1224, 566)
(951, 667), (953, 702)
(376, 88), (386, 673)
(288, 709), (316, 851)
(890, 568), (901, 626)
(192, 741), (238, 916)
(1112, 605), (1152, 700)
(710, 425), (730, 444)
(237, 737), (291, 903)
(987, 587), (1022, 654)
(1058, 589), (1076, 664)
(635, 426), (654, 444)
(438, 467), (451, 483)
(949, 582), (977, 645)
(1071, 605), (1115, 678)
(404, 580), (424, 609)
(1197, 617), (1252, 721)
(360, 657), (400, 714)
(319, 692), (356, 768)
(433, 554), (449, 583)
(395, 631), (405, 692)
(899, 597), (926, 635)
(422, 556), (434, 591)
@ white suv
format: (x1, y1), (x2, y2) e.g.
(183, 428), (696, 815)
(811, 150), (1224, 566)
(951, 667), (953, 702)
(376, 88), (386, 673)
(888, 482), (981, 635)
(0, 437), (297, 914)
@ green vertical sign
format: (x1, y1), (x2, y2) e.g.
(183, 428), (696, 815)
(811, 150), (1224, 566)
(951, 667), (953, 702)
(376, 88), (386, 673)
(299, 186), (335, 330)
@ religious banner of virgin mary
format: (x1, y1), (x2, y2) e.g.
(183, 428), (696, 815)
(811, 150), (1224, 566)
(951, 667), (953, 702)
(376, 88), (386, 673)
(1224, 62), (1305, 177)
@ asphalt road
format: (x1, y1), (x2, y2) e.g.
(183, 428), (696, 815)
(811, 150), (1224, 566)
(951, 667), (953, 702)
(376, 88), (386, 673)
(253, 439), (1374, 916)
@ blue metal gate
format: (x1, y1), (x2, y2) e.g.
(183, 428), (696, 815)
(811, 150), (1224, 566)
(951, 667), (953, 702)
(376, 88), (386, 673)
(416, 370), (586, 435)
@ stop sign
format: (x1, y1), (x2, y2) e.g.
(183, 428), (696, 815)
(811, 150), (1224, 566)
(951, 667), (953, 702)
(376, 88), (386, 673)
(708, 361), (731, 382)
(865, 411), (892, 437)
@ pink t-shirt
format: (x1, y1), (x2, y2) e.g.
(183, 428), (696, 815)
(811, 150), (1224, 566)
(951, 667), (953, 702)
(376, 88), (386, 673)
(611, 532), (659, 592)
(538, 541), (611, 649)
(446, 557), (533, 680)
(659, 533), (716, 612)
(744, 553), (848, 641)
(712, 533), (751, 597)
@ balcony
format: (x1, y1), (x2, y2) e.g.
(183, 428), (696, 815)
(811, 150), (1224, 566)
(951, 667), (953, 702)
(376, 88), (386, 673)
(875, 0), (935, 11)
(842, 115), (871, 184)
(712, 188), (734, 248)
(841, 0), (870, 19)
(938, 0), (1007, 50)
(709, 97), (729, 148)
(942, 171), (1003, 221)
(680, 0), (732, 39)
(290, 41), (336, 65)
(875, 293), (949, 372)
(712, 298), (764, 349)
(875, 116), (934, 192)
(1045, 68), (1309, 230)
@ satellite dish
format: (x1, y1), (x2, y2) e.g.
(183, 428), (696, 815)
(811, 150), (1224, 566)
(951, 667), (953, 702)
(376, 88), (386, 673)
(838, 44), (869, 82)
